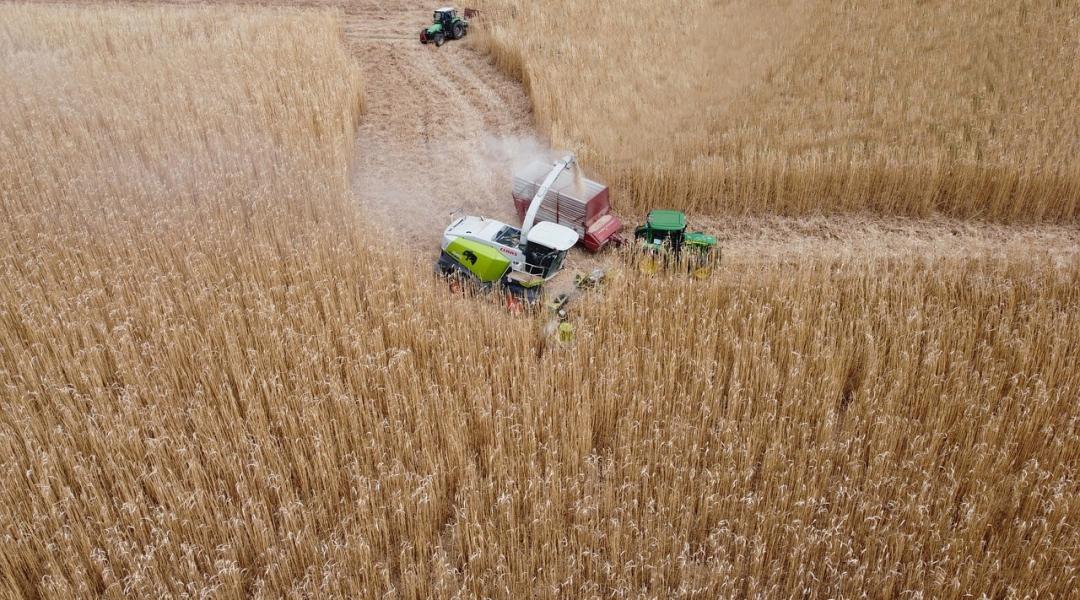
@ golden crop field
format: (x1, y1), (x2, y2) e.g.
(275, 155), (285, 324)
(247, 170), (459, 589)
(1, 2), (1078, 598)
(472, 0), (1080, 220)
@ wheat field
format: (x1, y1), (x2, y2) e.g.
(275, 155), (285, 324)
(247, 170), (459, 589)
(472, 0), (1080, 220)
(1, 3), (1078, 598)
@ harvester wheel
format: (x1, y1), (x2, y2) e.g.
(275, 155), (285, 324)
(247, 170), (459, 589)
(447, 274), (465, 295)
(505, 293), (524, 315)
(434, 32), (445, 47)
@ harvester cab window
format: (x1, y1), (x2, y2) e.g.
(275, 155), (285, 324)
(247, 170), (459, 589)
(494, 226), (520, 247)
(524, 241), (564, 278)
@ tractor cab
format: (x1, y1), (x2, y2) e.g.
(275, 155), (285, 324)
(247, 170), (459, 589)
(634, 210), (719, 278)
(636, 210), (688, 252)
(434, 8), (456, 25)
(635, 209), (717, 256)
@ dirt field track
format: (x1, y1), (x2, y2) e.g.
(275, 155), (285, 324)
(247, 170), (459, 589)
(343, 0), (532, 241)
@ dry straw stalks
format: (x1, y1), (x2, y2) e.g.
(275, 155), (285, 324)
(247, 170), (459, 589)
(470, 0), (1080, 220)
(1, 3), (1077, 598)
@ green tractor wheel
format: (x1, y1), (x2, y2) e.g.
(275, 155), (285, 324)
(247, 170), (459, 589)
(434, 32), (445, 46)
(452, 22), (465, 39)
(639, 255), (661, 275)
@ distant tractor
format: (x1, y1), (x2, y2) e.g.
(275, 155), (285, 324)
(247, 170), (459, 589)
(436, 155), (581, 302)
(420, 7), (468, 47)
(634, 210), (718, 277)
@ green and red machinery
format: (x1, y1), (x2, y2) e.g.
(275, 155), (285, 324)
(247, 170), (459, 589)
(420, 7), (469, 46)
(635, 210), (718, 277)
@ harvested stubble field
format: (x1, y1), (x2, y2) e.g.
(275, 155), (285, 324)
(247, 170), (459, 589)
(1, 2), (1079, 599)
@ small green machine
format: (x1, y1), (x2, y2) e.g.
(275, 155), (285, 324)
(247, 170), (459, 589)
(420, 7), (469, 47)
(634, 210), (718, 277)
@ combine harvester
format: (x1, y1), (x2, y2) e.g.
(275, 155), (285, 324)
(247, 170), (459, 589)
(436, 155), (584, 302)
(436, 153), (718, 309)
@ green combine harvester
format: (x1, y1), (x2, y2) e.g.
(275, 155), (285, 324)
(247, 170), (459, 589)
(419, 7), (468, 47)
(635, 210), (718, 277)
(436, 155), (581, 303)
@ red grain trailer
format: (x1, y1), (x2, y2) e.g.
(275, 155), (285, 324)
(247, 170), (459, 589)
(511, 160), (623, 252)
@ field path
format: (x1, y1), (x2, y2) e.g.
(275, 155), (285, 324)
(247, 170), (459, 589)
(341, 0), (533, 246)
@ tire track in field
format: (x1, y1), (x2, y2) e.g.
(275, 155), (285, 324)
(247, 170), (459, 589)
(344, 0), (533, 249)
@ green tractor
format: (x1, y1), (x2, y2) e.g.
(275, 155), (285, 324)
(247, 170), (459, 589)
(420, 7), (469, 47)
(634, 210), (719, 278)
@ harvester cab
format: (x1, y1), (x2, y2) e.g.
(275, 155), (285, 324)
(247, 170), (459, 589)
(420, 7), (468, 46)
(635, 210), (718, 277)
